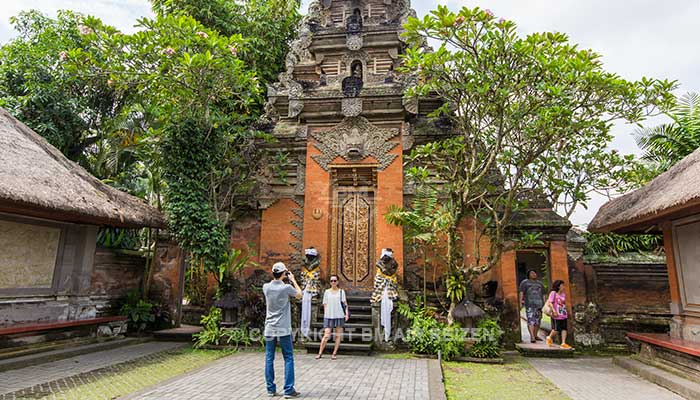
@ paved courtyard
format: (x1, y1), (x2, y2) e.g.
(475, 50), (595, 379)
(124, 352), (440, 400)
(528, 357), (684, 400)
(0, 341), (184, 396)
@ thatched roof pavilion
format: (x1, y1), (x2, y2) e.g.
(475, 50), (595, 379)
(0, 108), (165, 228)
(590, 147), (700, 356)
(589, 148), (700, 233)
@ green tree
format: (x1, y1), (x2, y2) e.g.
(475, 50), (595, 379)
(399, 6), (675, 302)
(635, 92), (700, 176)
(385, 186), (447, 301)
(151, 0), (301, 86)
(0, 10), (135, 165)
(70, 14), (262, 302)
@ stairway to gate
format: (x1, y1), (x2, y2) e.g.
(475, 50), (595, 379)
(303, 294), (374, 355)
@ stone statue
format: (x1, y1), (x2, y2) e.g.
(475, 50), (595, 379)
(346, 8), (363, 33)
(319, 68), (327, 87)
(371, 248), (399, 303)
(301, 247), (322, 296)
(342, 62), (364, 97)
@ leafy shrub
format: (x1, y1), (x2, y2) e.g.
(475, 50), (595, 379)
(193, 307), (262, 349)
(97, 227), (141, 250)
(468, 318), (503, 359)
(193, 307), (223, 348)
(120, 290), (155, 333)
(398, 297), (465, 361)
(583, 232), (662, 256)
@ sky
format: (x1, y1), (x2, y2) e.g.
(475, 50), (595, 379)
(2, 0), (699, 226)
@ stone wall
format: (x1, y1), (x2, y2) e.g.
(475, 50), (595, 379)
(570, 252), (671, 348)
(0, 213), (99, 327)
(89, 248), (146, 315)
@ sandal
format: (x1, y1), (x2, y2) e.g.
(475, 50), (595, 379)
(331, 354), (337, 360)
(315, 354), (322, 359)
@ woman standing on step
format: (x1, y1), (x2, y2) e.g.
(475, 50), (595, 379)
(316, 275), (349, 360)
(546, 280), (572, 350)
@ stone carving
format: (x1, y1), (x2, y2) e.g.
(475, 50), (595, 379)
(294, 154), (306, 195)
(311, 117), (399, 171)
(402, 96), (418, 114)
(402, 122), (414, 150)
(343, 127), (368, 159)
(346, 34), (363, 51)
(288, 99), (304, 118)
(342, 97), (363, 117)
(573, 302), (604, 347)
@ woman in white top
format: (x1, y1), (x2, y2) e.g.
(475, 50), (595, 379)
(315, 275), (349, 360)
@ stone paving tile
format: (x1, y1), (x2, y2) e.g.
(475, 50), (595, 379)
(528, 357), (685, 400)
(0, 341), (184, 395)
(127, 352), (433, 400)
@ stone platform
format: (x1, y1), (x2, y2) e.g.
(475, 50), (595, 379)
(153, 325), (203, 342)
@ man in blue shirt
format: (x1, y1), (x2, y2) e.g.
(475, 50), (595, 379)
(263, 262), (302, 398)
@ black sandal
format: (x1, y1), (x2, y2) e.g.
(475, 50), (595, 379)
(315, 354), (322, 359)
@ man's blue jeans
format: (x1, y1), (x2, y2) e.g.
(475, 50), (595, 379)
(264, 335), (295, 395)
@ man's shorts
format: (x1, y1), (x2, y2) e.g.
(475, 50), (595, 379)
(525, 306), (542, 326)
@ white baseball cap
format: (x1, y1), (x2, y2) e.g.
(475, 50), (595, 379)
(272, 262), (288, 274)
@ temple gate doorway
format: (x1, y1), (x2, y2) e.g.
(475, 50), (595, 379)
(331, 166), (376, 292)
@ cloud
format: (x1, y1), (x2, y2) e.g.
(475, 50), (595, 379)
(0, 0), (154, 41)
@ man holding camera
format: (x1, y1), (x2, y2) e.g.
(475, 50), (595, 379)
(263, 262), (302, 398)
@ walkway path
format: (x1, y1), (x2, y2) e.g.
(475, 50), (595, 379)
(0, 341), (184, 396)
(124, 352), (440, 400)
(528, 357), (684, 400)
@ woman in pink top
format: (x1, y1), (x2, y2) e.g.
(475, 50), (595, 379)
(546, 280), (572, 349)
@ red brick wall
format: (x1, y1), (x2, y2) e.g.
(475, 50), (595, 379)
(259, 198), (298, 269)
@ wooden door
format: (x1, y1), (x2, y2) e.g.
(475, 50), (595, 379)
(333, 190), (374, 289)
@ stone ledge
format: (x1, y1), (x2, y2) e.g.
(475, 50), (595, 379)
(614, 356), (700, 400)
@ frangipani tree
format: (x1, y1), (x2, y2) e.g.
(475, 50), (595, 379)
(69, 15), (262, 304)
(399, 6), (675, 304)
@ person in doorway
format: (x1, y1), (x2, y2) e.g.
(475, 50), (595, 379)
(519, 270), (546, 343)
(316, 275), (349, 360)
(546, 280), (572, 349)
(263, 262), (302, 398)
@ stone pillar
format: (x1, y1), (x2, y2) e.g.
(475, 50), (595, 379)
(550, 240), (573, 337)
(149, 236), (186, 327)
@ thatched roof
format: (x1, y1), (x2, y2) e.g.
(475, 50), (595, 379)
(589, 148), (700, 233)
(0, 108), (166, 228)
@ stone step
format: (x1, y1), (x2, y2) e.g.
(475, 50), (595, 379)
(345, 296), (372, 303)
(304, 331), (374, 343)
(153, 324), (203, 342)
(614, 356), (700, 400)
(304, 341), (373, 355)
(310, 322), (372, 330)
(348, 304), (372, 312)
(0, 336), (147, 372)
(515, 342), (575, 358)
(313, 313), (371, 323)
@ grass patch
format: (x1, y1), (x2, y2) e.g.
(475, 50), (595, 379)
(379, 352), (417, 359)
(443, 354), (571, 400)
(12, 347), (232, 400)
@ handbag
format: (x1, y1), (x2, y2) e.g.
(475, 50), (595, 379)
(340, 289), (349, 317)
(542, 302), (553, 317)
